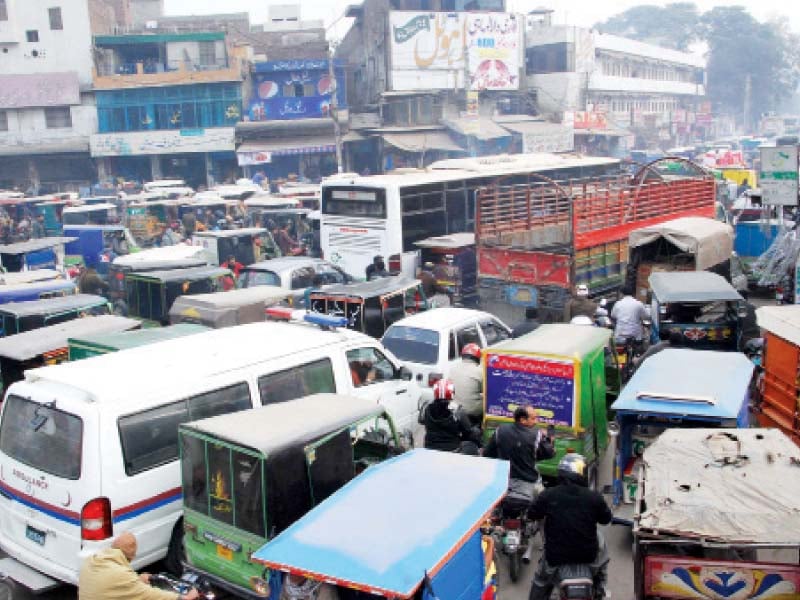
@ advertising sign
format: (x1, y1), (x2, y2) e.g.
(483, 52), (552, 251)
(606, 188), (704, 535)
(237, 151), (273, 166)
(484, 353), (577, 427)
(574, 111), (607, 130)
(466, 13), (521, 91)
(90, 128), (235, 157)
(390, 11), (466, 90)
(522, 125), (574, 154)
(760, 145), (799, 206)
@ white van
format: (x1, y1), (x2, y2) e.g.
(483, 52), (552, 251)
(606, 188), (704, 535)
(0, 318), (420, 590)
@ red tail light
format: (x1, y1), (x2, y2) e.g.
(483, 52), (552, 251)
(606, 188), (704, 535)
(81, 498), (112, 541)
(502, 518), (522, 530)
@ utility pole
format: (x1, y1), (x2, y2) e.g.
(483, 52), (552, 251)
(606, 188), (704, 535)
(328, 42), (344, 173)
(743, 73), (752, 134)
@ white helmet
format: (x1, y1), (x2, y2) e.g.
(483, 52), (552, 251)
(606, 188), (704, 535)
(576, 284), (589, 297)
(570, 315), (594, 326)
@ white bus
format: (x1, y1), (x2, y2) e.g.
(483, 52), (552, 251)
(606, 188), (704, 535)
(320, 153), (620, 279)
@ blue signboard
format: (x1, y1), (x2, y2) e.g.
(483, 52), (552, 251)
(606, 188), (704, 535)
(485, 353), (576, 427)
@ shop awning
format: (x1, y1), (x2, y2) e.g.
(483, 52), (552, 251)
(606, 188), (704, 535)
(497, 119), (565, 136)
(381, 131), (464, 153)
(236, 136), (336, 166)
(574, 128), (632, 137)
(443, 117), (512, 141)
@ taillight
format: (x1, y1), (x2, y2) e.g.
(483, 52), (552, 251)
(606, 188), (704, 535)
(81, 498), (112, 541)
(115, 272), (124, 281)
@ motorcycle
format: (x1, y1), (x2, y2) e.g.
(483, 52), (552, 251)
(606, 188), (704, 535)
(487, 494), (537, 583)
(149, 572), (217, 600)
(553, 563), (596, 600)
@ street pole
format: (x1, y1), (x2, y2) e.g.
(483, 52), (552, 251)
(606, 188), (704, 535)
(328, 43), (344, 174)
(743, 73), (752, 135)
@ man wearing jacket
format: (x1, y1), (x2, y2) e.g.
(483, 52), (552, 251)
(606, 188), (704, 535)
(79, 532), (198, 600)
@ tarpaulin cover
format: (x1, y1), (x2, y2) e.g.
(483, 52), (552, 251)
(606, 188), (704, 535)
(253, 449), (509, 598)
(629, 217), (734, 271)
(756, 305), (800, 347)
(637, 428), (800, 543)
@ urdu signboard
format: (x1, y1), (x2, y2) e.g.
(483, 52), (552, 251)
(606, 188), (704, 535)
(760, 146), (799, 206)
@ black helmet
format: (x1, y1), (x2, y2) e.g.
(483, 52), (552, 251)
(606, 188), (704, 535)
(557, 453), (588, 486)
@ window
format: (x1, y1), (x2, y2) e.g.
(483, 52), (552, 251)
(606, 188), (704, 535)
(198, 41), (216, 66)
(0, 396), (83, 480)
(454, 325), (481, 355)
(480, 320), (510, 346)
(258, 359), (336, 405)
(26, 30), (39, 42)
(0, 111), (7, 132)
(44, 107), (71, 129)
(290, 266), (315, 289)
(0, 1), (7, 21)
(382, 326), (440, 365)
(48, 7), (63, 30)
(118, 383), (251, 475)
(239, 269), (280, 288)
(347, 347), (395, 387)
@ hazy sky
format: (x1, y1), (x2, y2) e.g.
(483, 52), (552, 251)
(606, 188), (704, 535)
(165, 0), (800, 37)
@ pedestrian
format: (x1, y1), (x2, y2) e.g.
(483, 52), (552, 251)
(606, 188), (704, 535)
(78, 262), (109, 296)
(78, 531), (198, 600)
(365, 255), (384, 280)
(419, 261), (437, 297)
(366, 257), (389, 281)
(610, 285), (650, 347)
(31, 213), (46, 239)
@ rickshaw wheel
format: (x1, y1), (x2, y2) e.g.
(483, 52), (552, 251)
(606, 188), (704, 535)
(509, 553), (521, 583)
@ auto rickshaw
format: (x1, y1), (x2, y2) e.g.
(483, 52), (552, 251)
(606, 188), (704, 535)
(0, 279), (75, 304)
(107, 245), (207, 301)
(34, 200), (67, 236)
(632, 428), (800, 600)
(192, 228), (279, 266)
(68, 323), (208, 360)
(168, 286), (288, 328)
(0, 293), (110, 337)
(0, 237), (75, 272)
(125, 265), (231, 325)
(306, 276), (428, 338)
(413, 232), (478, 306)
(648, 271), (747, 351)
(0, 315), (138, 393)
(179, 393), (403, 598)
(63, 225), (140, 274)
(483, 324), (619, 489)
(609, 349), (753, 507)
(62, 203), (119, 226)
(252, 449), (505, 600)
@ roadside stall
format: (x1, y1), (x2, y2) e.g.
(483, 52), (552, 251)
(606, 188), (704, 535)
(649, 271), (747, 351)
(483, 324), (618, 489)
(414, 233), (478, 307)
(754, 305), (800, 446)
(68, 323), (208, 360)
(307, 276), (428, 338)
(632, 428), (800, 600)
(179, 394), (403, 598)
(0, 315), (139, 393)
(627, 217), (735, 302)
(0, 294), (110, 337)
(125, 265), (231, 325)
(168, 286), (288, 328)
(609, 349), (753, 507)
(253, 449), (507, 600)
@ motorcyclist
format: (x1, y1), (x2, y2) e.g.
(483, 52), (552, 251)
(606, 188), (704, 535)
(483, 406), (554, 503)
(563, 284), (597, 323)
(448, 343), (483, 425)
(528, 453), (612, 600)
(420, 379), (481, 454)
(610, 286), (650, 350)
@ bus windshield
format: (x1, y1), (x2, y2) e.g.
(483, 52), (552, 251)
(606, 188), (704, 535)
(322, 187), (386, 218)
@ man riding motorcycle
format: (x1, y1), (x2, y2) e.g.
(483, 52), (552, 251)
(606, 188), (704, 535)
(528, 453), (612, 600)
(420, 379), (481, 454)
(448, 343), (484, 426)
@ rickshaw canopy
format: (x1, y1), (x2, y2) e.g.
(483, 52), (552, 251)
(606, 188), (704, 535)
(127, 265), (230, 283)
(62, 203), (116, 214)
(414, 232), (475, 249)
(0, 270), (62, 285)
(192, 227), (268, 239)
(492, 323), (611, 361)
(168, 285), (288, 327)
(0, 237), (77, 255)
(629, 217), (733, 271)
(181, 393), (385, 456)
(0, 279), (75, 303)
(112, 244), (207, 269)
(311, 275), (421, 302)
(637, 428), (800, 544)
(0, 293), (107, 317)
(0, 315), (138, 361)
(252, 449), (509, 598)
(649, 271), (743, 303)
(610, 349), (753, 421)
(756, 305), (800, 347)
(69, 323), (208, 356)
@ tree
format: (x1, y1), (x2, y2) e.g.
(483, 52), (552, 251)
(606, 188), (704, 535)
(595, 3), (700, 51)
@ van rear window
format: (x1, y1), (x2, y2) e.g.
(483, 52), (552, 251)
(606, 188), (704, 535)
(0, 395), (83, 480)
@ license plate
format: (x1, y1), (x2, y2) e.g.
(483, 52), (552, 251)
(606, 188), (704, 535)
(25, 525), (46, 546)
(617, 354), (627, 365)
(216, 545), (233, 561)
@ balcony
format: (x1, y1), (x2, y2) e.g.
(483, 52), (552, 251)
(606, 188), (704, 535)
(588, 74), (704, 97)
(93, 58), (242, 90)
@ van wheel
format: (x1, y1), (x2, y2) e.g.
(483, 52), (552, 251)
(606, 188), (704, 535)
(164, 520), (185, 576)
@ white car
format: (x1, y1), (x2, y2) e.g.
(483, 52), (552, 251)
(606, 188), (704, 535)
(381, 307), (512, 386)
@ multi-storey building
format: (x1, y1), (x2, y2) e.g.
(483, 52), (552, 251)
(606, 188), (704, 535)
(525, 14), (706, 151)
(0, 0), (97, 192)
(89, 31), (245, 187)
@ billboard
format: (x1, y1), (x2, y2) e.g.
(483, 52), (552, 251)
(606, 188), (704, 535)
(466, 13), (521, 91)
(760, 145), (799, 206)
(90, 128), (235, 157)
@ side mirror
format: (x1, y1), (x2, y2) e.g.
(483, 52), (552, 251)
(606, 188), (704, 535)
(607, 421), (620, 438)
(737, 303), (748, 319)
(399, 366), (413, 381)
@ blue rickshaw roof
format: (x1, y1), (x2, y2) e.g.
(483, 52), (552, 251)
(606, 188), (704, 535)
(252, 449), (509, 598)
(610, 349), (753, 418)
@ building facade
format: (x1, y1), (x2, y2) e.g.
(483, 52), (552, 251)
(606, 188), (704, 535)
(0, 0), (97, 192)
(90, 31), (244, 187)
(525, 19), (706, 152)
